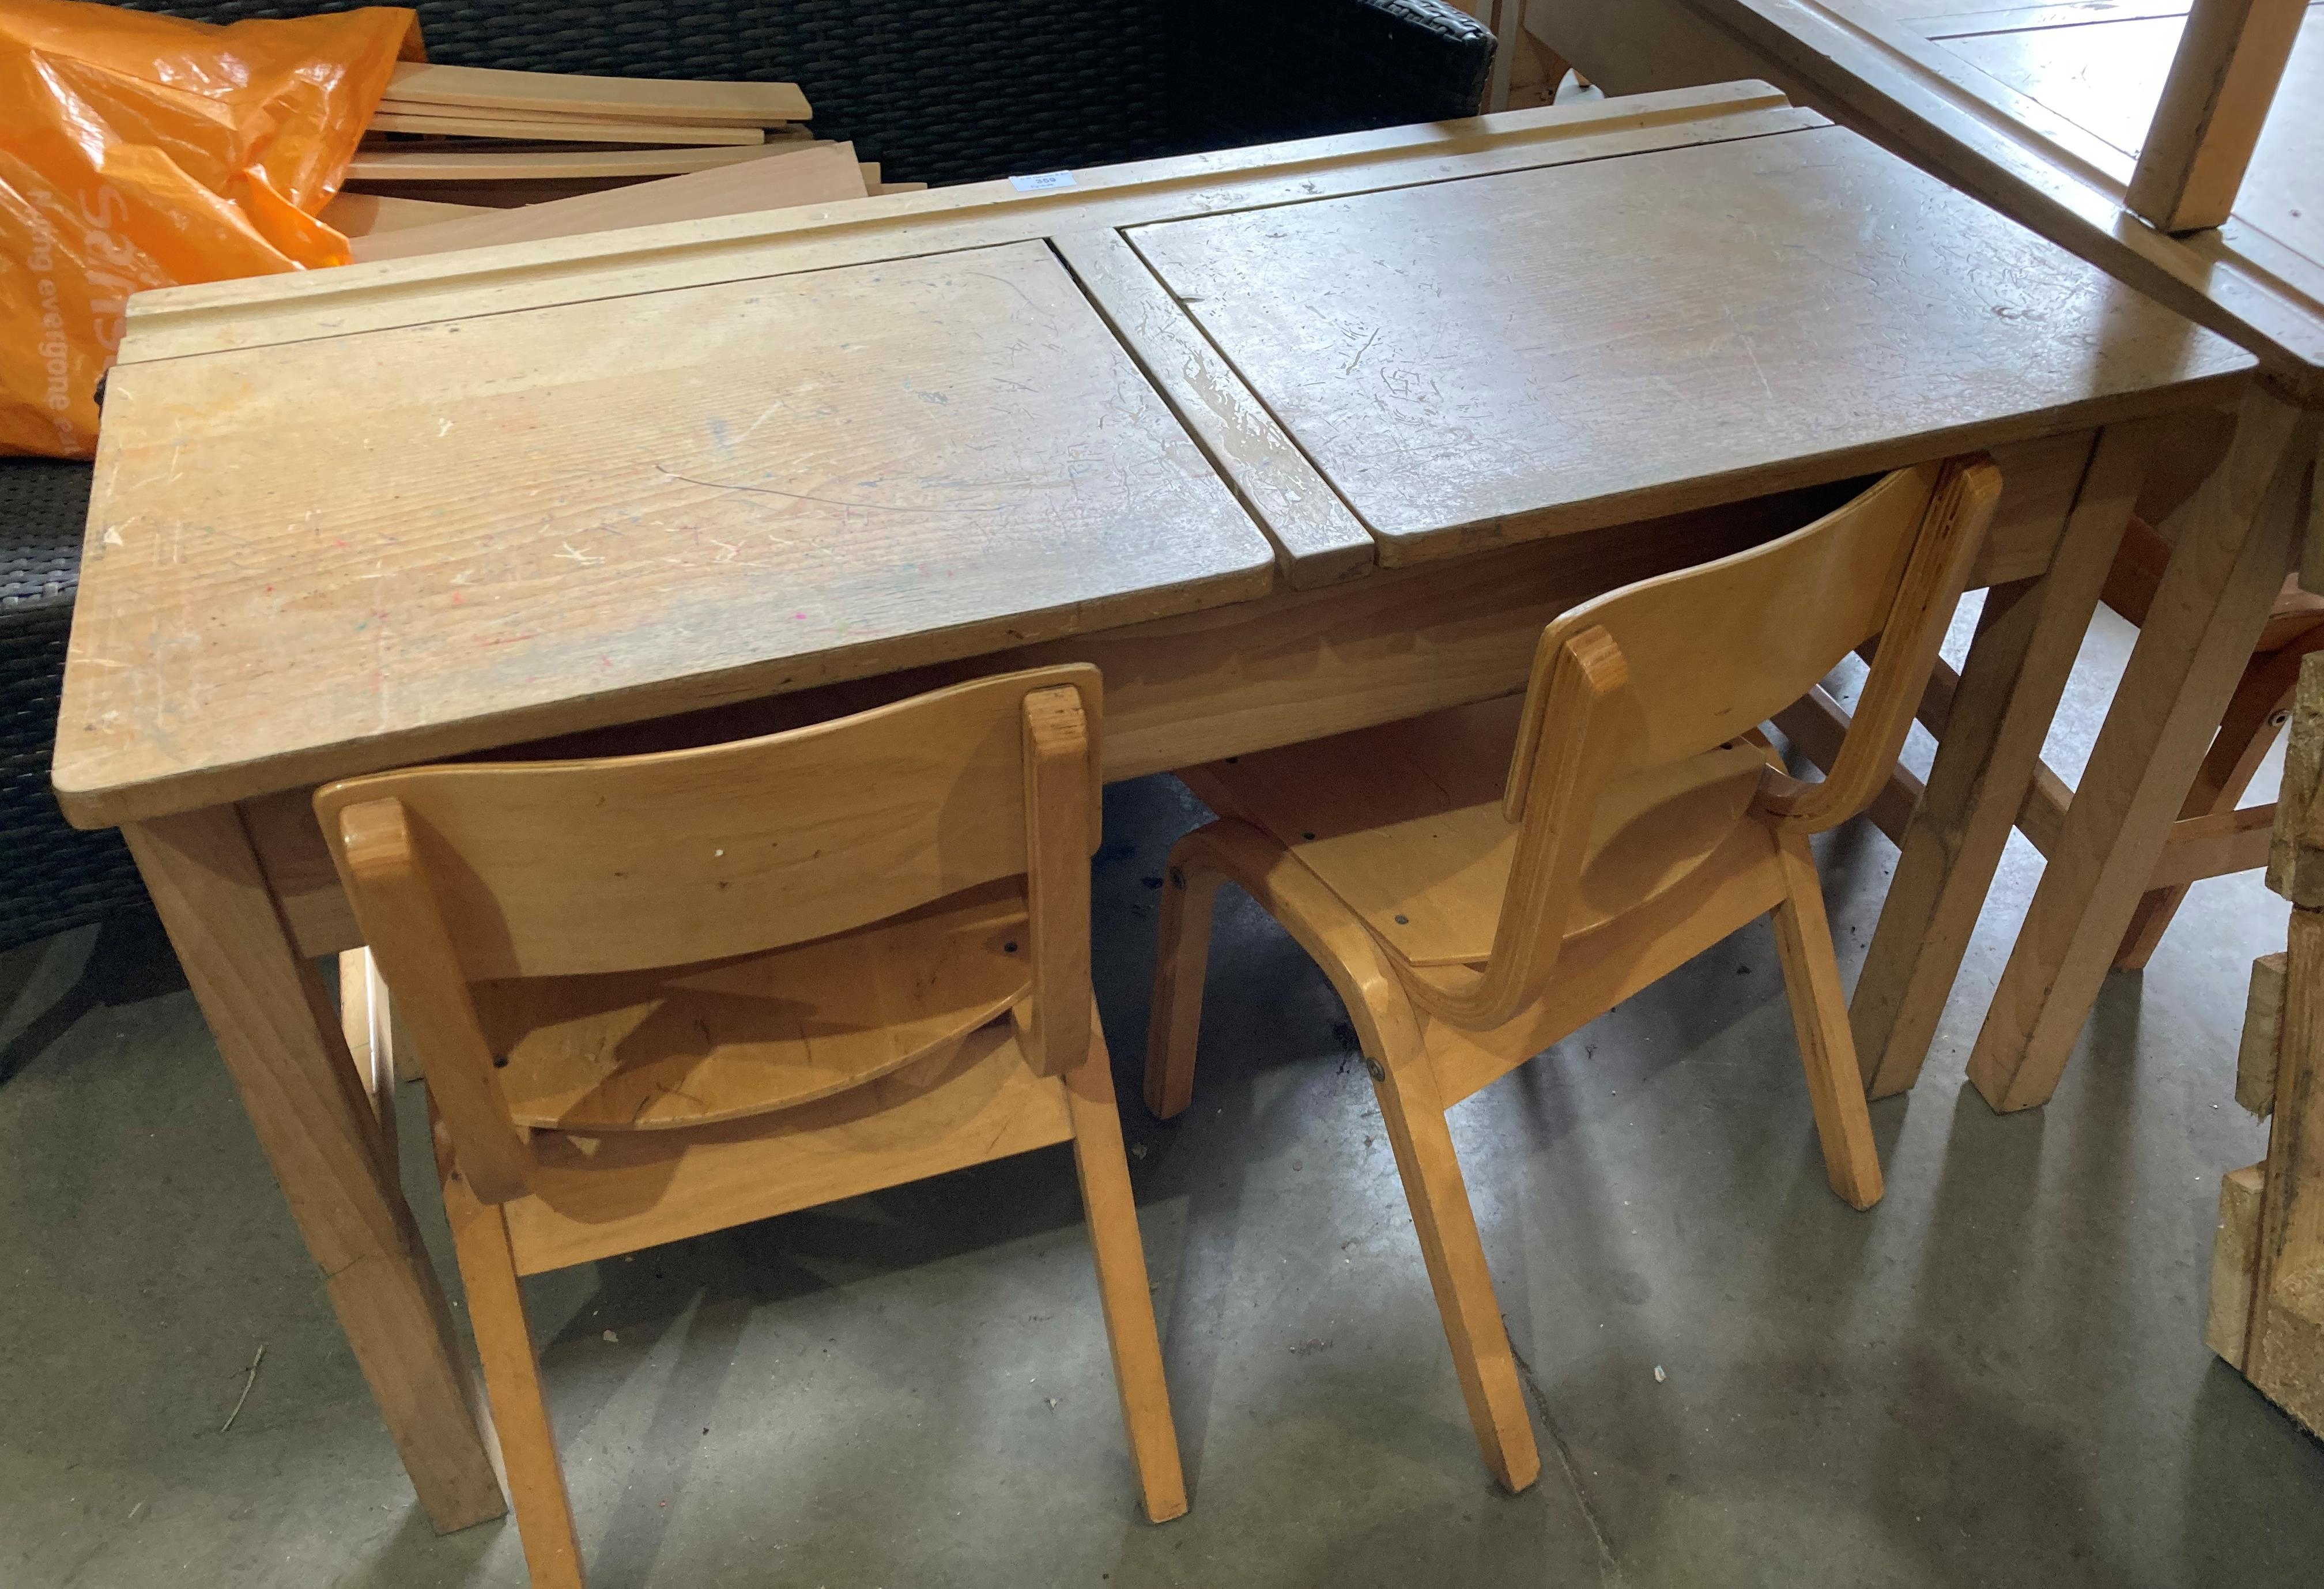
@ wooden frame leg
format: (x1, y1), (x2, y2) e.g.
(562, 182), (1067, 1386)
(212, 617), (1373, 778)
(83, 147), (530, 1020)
(122, 806), (505, 1533)
(1486, 0), (1527, 113)
(1369, 1040), (1541, 1494)
(1145, 839), (1227, 1120)
(1770, 829), (1886, 1209)
(439, 1159), (585, 1588)
(1063, 1015), (1190, 1523)
(1850, 423), (2153, 1098)
(1969, 390), (2317, 1112)
(2115, 629), (2320, 968)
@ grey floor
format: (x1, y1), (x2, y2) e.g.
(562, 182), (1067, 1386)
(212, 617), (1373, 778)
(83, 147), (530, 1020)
(5, 602), (2321, 1588)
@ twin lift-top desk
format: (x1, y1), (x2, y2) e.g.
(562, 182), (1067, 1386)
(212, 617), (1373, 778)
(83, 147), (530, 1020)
(55, 83), (2280, 1527)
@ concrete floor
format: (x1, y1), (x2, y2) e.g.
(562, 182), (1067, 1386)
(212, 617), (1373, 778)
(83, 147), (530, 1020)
(4, 603), (2322, 1588)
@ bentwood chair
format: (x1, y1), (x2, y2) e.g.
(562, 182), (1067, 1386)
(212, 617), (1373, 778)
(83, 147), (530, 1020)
(1144, 459), (2001, 1492)
(317, 666), (1184, 1588)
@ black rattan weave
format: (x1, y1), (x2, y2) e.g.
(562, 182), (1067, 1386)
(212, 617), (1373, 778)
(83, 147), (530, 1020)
(1, 462), (143, 956)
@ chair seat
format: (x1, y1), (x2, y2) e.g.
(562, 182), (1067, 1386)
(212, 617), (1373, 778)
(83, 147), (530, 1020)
(469, 880), (1031, 1132)
(1180, 697), (1773, 967)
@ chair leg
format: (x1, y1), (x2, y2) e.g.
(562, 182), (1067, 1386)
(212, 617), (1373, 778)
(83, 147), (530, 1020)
(1146, 836), (1228, 1120)
(1769, 829), (1886, 1210)
(1063, 1014), (1190, 1523)
(1369, 1041), (1542, 1494)
(441, 1163), (586, 1588)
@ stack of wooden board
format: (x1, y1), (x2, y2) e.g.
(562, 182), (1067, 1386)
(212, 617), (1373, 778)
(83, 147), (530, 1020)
(2208, 648), (2324, 1439)
(325, 62), (929, 263)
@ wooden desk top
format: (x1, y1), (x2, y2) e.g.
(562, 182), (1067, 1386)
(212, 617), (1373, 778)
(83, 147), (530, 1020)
(1635, 0), (2324, 384)
(1132, 124), (2242, 560)
(55, 83), (2251, 826)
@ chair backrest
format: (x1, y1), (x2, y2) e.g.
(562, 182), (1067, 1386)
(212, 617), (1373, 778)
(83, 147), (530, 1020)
(1435, 458), (2000, 1028)
(315, 665), (1103, 1202)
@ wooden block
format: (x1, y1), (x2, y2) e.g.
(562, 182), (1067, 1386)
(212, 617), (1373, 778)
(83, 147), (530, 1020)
(2240, 952), (2287, 1116)
(367, 111), (767, 146)
(349, 142), (869, 263)
(873, 182), (930, 195)
(384, 61), (810, 126)
(2208, 1162), (2265, 1368)
(2266, 651), (2324, 904)
(2245, 905), (2324, 1436)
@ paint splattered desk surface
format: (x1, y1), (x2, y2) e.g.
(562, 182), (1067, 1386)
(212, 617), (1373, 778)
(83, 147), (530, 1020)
(56, 81), (2248, 826)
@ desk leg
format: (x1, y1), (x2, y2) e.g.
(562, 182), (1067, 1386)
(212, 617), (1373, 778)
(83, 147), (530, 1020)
(1851, 423), (2150, 1097)
(123, 805), (507, 1533)
(1967, 388), (2315, 1112)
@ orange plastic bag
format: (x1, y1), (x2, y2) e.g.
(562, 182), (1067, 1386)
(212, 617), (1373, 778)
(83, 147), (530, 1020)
(2, 0), (420, 457)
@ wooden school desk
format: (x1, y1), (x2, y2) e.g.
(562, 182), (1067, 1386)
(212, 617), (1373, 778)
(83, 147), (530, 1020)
(55, 84), (2257, 1528)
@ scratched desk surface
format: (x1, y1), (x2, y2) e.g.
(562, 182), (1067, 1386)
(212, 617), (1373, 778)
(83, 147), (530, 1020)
(1129, 124), (2247, 563)
(55, 91), (2252, 826)
(59, 240), (1273, 821)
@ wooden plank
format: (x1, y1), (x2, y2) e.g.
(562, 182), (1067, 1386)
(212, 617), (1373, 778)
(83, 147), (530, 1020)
(365, 112), (768, 146)
(1127, 125), (2248, 564)
(60, 241), (1272, 827)
(2241, 950), (2288, 1114)
(344, 143), (784, 183)
(383, 61), (811, 126)
(503, 1024), (1072, 1273)
(320, 193), (490, 240)
(1850, 422), (2145, 1097)
(2145, 801), (2277, 885)
(1966, 388), (2313, 1111)
(115, 85), (1816, 364)
(1051, 228), (1379, 589)
(2125, 0), (2308, 231)
(349, 142), (870, 264)
(121, 806), (504, 1532)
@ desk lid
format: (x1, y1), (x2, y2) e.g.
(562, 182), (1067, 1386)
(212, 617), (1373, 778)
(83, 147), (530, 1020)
(1130, 124), (2251, 563)
(55, 239), (1273, 824)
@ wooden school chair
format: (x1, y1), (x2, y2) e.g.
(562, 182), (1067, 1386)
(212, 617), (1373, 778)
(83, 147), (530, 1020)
(315, 666), (1185, 1589)
(1144, 459), (2001, 1492)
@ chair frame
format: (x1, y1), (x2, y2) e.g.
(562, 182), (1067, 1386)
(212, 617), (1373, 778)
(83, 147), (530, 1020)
(1144, 458), (2001, 1492)
(318, 667), (1185, 1587)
